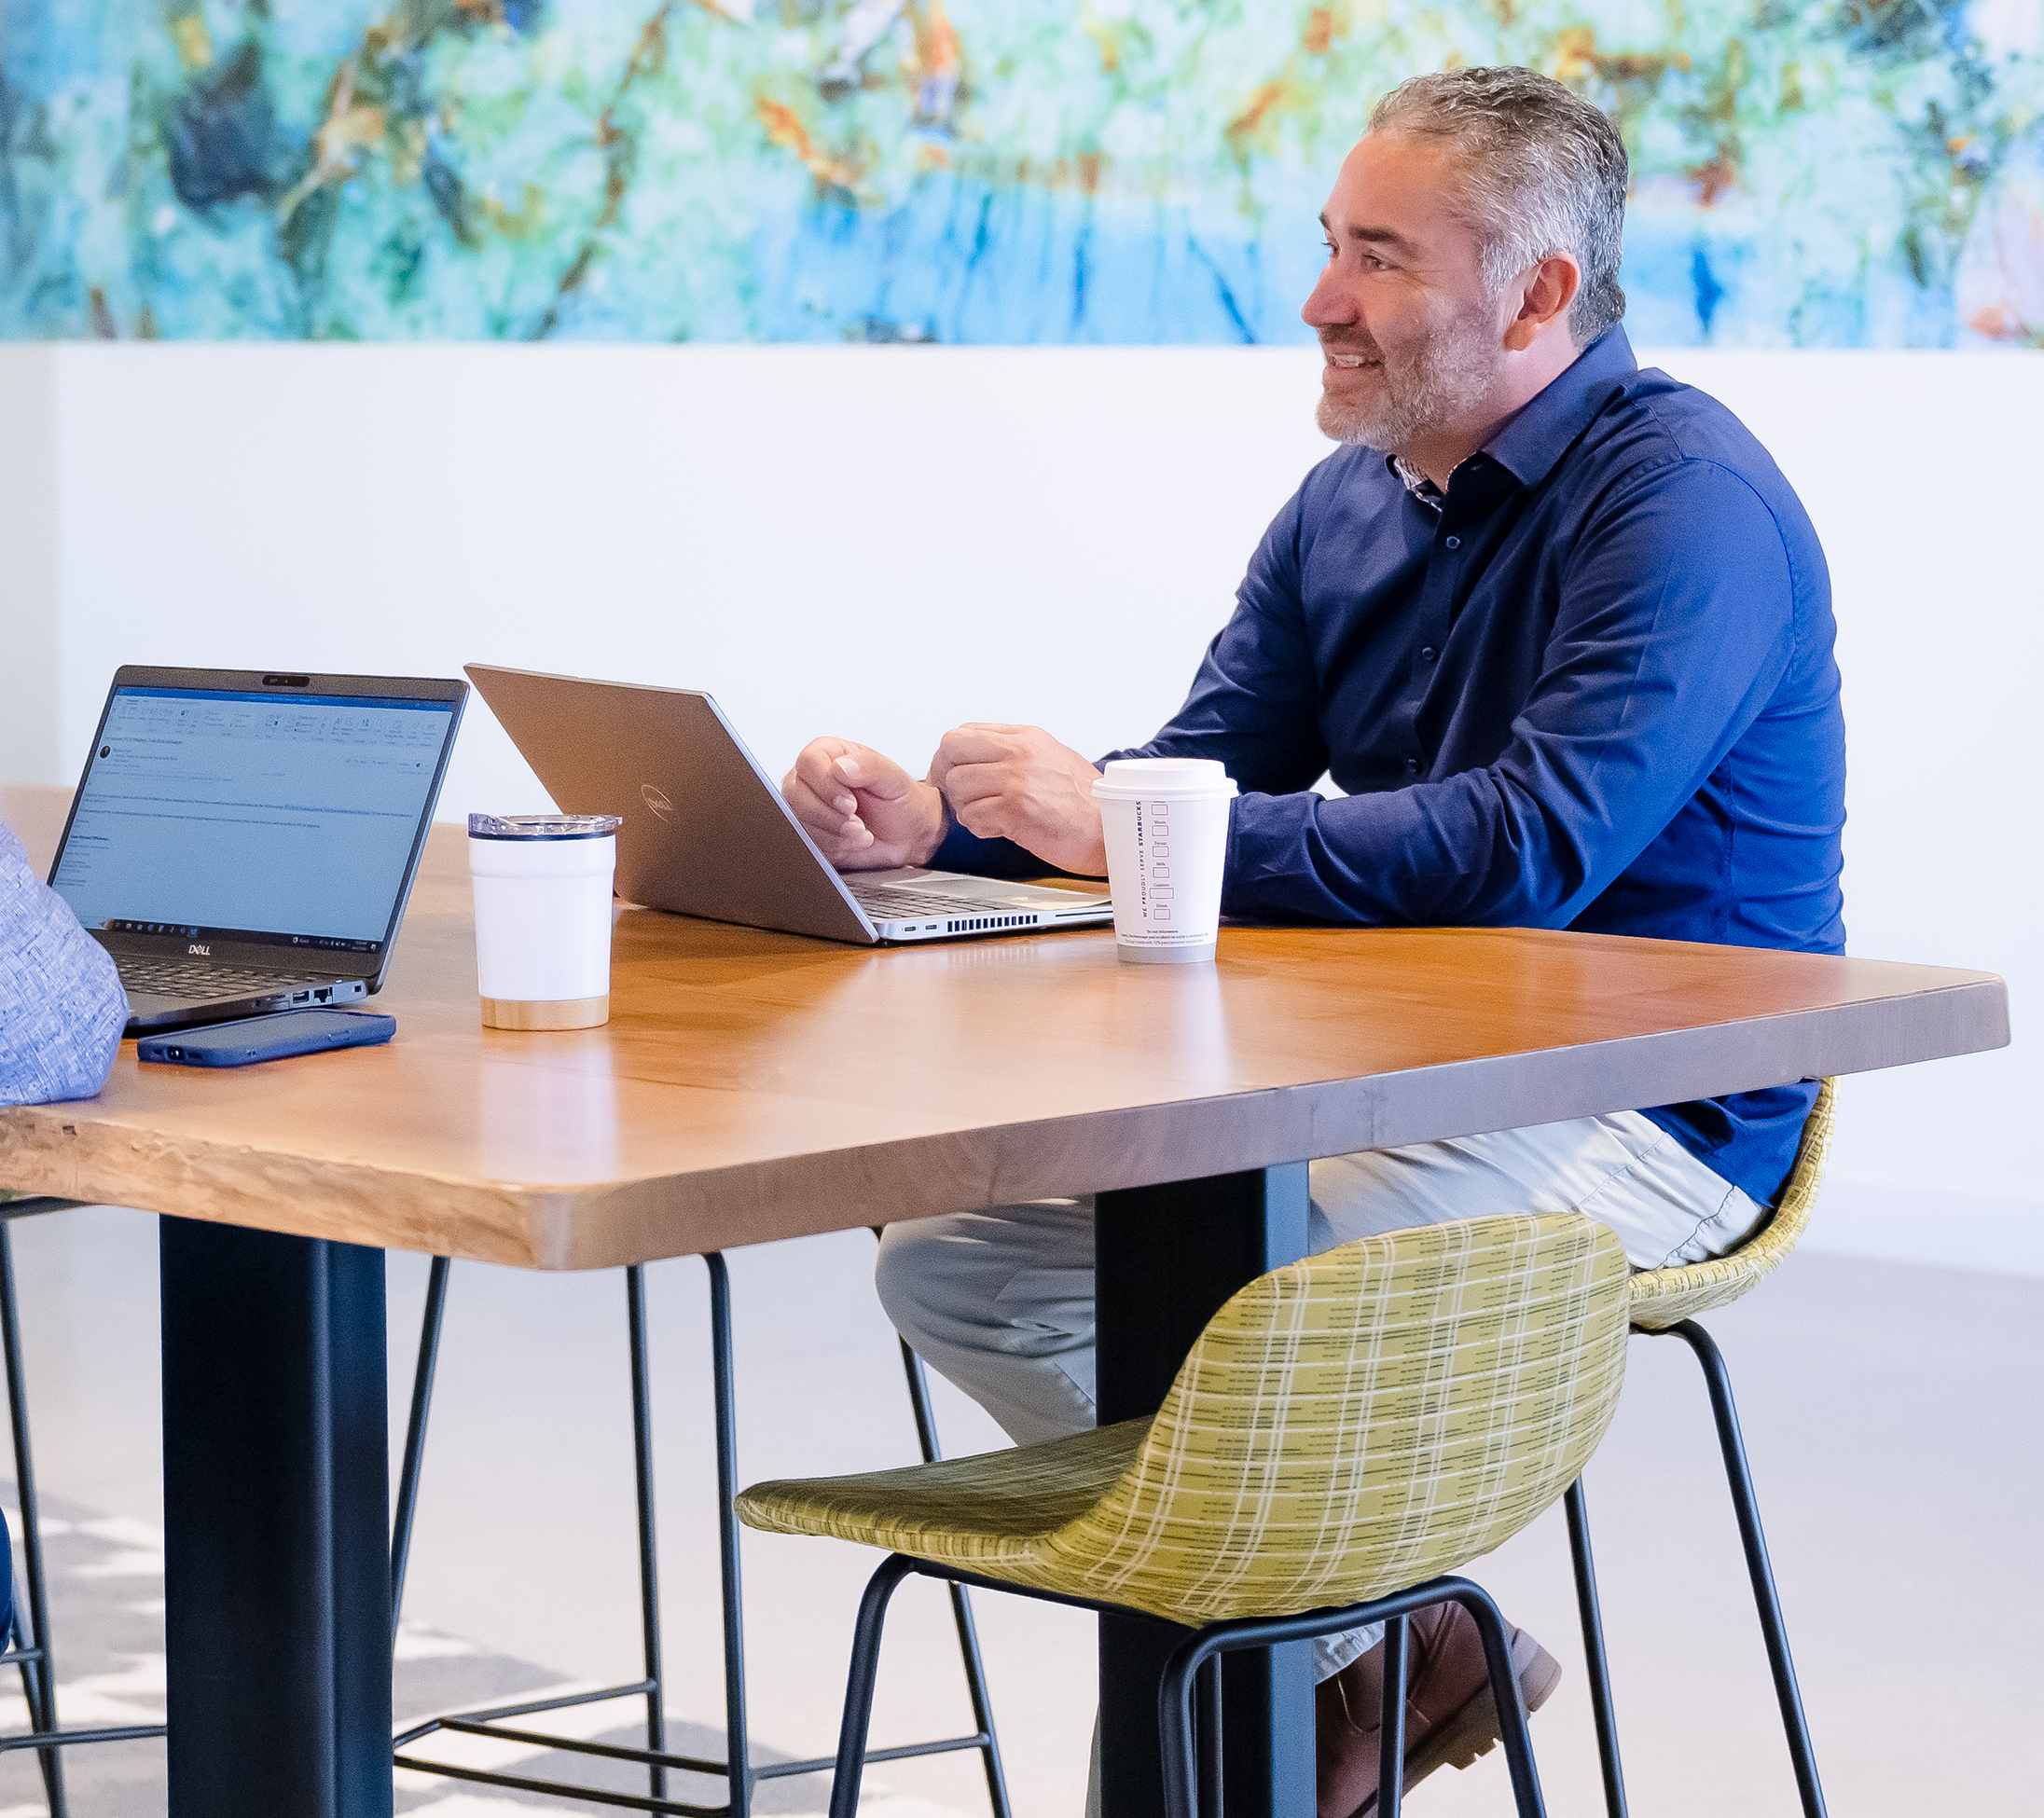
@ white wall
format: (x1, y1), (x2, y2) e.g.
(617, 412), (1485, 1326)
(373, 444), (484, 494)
(0, 349), (60, 787)
(2, 341), (2037, 1273)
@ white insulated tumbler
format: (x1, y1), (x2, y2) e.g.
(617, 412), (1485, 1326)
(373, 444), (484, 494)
(1091, 759), (1237, 964)
(468, 813), (622, 1029)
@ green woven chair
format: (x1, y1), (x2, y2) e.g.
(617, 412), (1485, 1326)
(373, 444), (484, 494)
(1563, 1080), (1836, 1818)
(739, 1212), (1633, 1818)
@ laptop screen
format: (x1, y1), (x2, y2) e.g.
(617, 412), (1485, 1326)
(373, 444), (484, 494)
(51, 685), (460, 953)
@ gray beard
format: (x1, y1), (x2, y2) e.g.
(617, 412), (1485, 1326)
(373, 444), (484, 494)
(1317, 308), (1501, 451)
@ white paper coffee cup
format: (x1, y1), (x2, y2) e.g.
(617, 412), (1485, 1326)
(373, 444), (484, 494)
(469, 814), (622, 1029)
(1091, 759), (1237, 965)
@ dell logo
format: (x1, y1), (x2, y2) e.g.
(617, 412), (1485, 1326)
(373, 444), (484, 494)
(187, 943), (211, 957)
(641, 783), (676, 823)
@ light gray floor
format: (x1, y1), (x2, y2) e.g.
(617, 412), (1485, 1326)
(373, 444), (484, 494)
(0, 1203), (2037, 1817)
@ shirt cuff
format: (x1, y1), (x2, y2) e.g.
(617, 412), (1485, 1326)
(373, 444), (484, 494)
(929, 819), (1114, 882)
(927, 819), (1058, 879)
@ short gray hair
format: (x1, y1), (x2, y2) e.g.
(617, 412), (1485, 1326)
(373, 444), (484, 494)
(1369, 67), (1628, 345)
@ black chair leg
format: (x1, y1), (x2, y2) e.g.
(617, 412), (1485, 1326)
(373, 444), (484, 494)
(0, 1220), (67, 1818)
(707, 1254), (753, 1818)
(391, 1254), (450, 1637)
(388, 1246), (1004, 1818)
(1564, 1477), (1628, 1818)
(1448, 1584), (1546, 1818)
(388, 1258), (686, 1815)
(7, 1597), (62, 1817)
(1663, 1320), (1828, 1818)
(828, 1553), (919, 1818)
(628, 1264), (669, 1807)
(898, 1339), (1015, 1818)
(1155, 1631), (1213, 1818)
(1377, 1612), (1409, 1818)
(1194, 1656), (1222, 1818)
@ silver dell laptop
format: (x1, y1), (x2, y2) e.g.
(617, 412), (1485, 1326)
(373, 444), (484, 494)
(464, 665), (1112, 945)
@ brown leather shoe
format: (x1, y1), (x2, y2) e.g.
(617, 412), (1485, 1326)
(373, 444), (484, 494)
(1316, 1604), (1562, 1818)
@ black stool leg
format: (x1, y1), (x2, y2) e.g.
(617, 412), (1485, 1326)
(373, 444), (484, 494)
(1377, 1613), (1409, 1818)
(7, 1564), (62, 1818)
(1155, 1632), (1216, 1818)
(388, 1259), (684, 1814)
(627, 1265), (669, 1807)
(1194, 1656), (1222, 1818)
(1450, 1585), (1546, 1818)
(707, 1254), (753, 1818)
(829, 1553), (918, 1818)
(898, 1340), (1014, 1818)
(1663, 1320), (1828, 1818)
(391, 1255), (450, 1637)
(1564, 1478), (1628, 1818)
(0, 1220), (66, 1818)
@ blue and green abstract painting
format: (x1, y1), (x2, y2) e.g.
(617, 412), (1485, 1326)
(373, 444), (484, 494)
(3, 0), (2040, 345)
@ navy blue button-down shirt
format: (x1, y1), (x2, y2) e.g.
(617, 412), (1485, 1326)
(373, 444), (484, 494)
(936, 326), (1846, 1206)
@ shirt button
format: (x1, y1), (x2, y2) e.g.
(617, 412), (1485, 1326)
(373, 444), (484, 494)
(1404, 757), (1421, 777)
(1420, 646), (1437, 662)
(1444, 535), (1461, 549)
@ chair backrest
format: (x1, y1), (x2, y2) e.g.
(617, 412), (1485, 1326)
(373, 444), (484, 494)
(1041, 1213), (1630, 1626)
(1628, 1078), (1835, 1331)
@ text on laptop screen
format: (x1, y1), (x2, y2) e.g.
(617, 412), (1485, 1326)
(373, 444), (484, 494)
(52, 688), (456, 947)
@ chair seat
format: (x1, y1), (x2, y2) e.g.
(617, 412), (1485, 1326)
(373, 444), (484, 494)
(739, 1417), (1154, 1576)
(742, 1215), (1630, 1627)
(1627, 1080), (1834, 1332)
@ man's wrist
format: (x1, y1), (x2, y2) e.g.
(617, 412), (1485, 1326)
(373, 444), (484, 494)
(910, 784), (954, 867)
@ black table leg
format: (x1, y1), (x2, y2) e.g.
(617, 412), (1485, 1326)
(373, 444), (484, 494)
(1096, 1164), (1314, 1818)
(159, 1217), (393, 1818)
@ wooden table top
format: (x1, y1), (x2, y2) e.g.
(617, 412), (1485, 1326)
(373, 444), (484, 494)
(0, 783), (2008, 1270)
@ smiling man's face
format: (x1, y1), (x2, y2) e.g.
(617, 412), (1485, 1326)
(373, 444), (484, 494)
(1303, 131), (1510, 456)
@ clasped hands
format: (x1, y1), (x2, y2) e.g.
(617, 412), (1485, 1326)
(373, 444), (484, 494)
(782, 725), (1108, 876)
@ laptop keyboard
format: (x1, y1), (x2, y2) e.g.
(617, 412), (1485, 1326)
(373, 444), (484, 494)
(848, 886), (1015, 917)
(117, 959), (334, 1000)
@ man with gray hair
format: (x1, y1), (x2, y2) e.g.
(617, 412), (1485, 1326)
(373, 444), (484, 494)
(784, 65), (1844, 1814)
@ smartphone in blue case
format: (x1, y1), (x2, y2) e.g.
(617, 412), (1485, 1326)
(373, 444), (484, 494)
(137, 1008), (397, 1068)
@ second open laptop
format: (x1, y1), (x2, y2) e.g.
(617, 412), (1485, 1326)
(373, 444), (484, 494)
(464, 665), (1112, 945)
(48, 667), (468, 1032)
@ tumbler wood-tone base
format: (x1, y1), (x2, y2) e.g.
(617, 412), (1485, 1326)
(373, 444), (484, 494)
(481, 995), (609, 1030)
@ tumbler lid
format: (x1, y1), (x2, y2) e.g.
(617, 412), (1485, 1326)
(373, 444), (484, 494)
(468, 812), (622, 841)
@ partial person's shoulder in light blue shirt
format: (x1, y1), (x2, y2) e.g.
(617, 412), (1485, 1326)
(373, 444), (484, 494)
(0, 819), (129, 1107)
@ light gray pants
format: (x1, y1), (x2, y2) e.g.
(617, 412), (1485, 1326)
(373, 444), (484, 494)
(876, 1109), (1764, 1681)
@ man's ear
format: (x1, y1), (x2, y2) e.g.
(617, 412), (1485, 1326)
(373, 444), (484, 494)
(1502, 254), (1581, 351)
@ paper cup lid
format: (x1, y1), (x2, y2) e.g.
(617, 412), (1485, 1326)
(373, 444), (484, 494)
(1093, 758), (1238, 799)
(469, 812), (622, 841)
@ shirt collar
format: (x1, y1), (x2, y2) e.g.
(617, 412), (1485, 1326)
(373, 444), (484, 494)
(1480, 324), (1639, 490)
(1391, 455), (1444, 513)
(1379, 325), (1639, 512)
